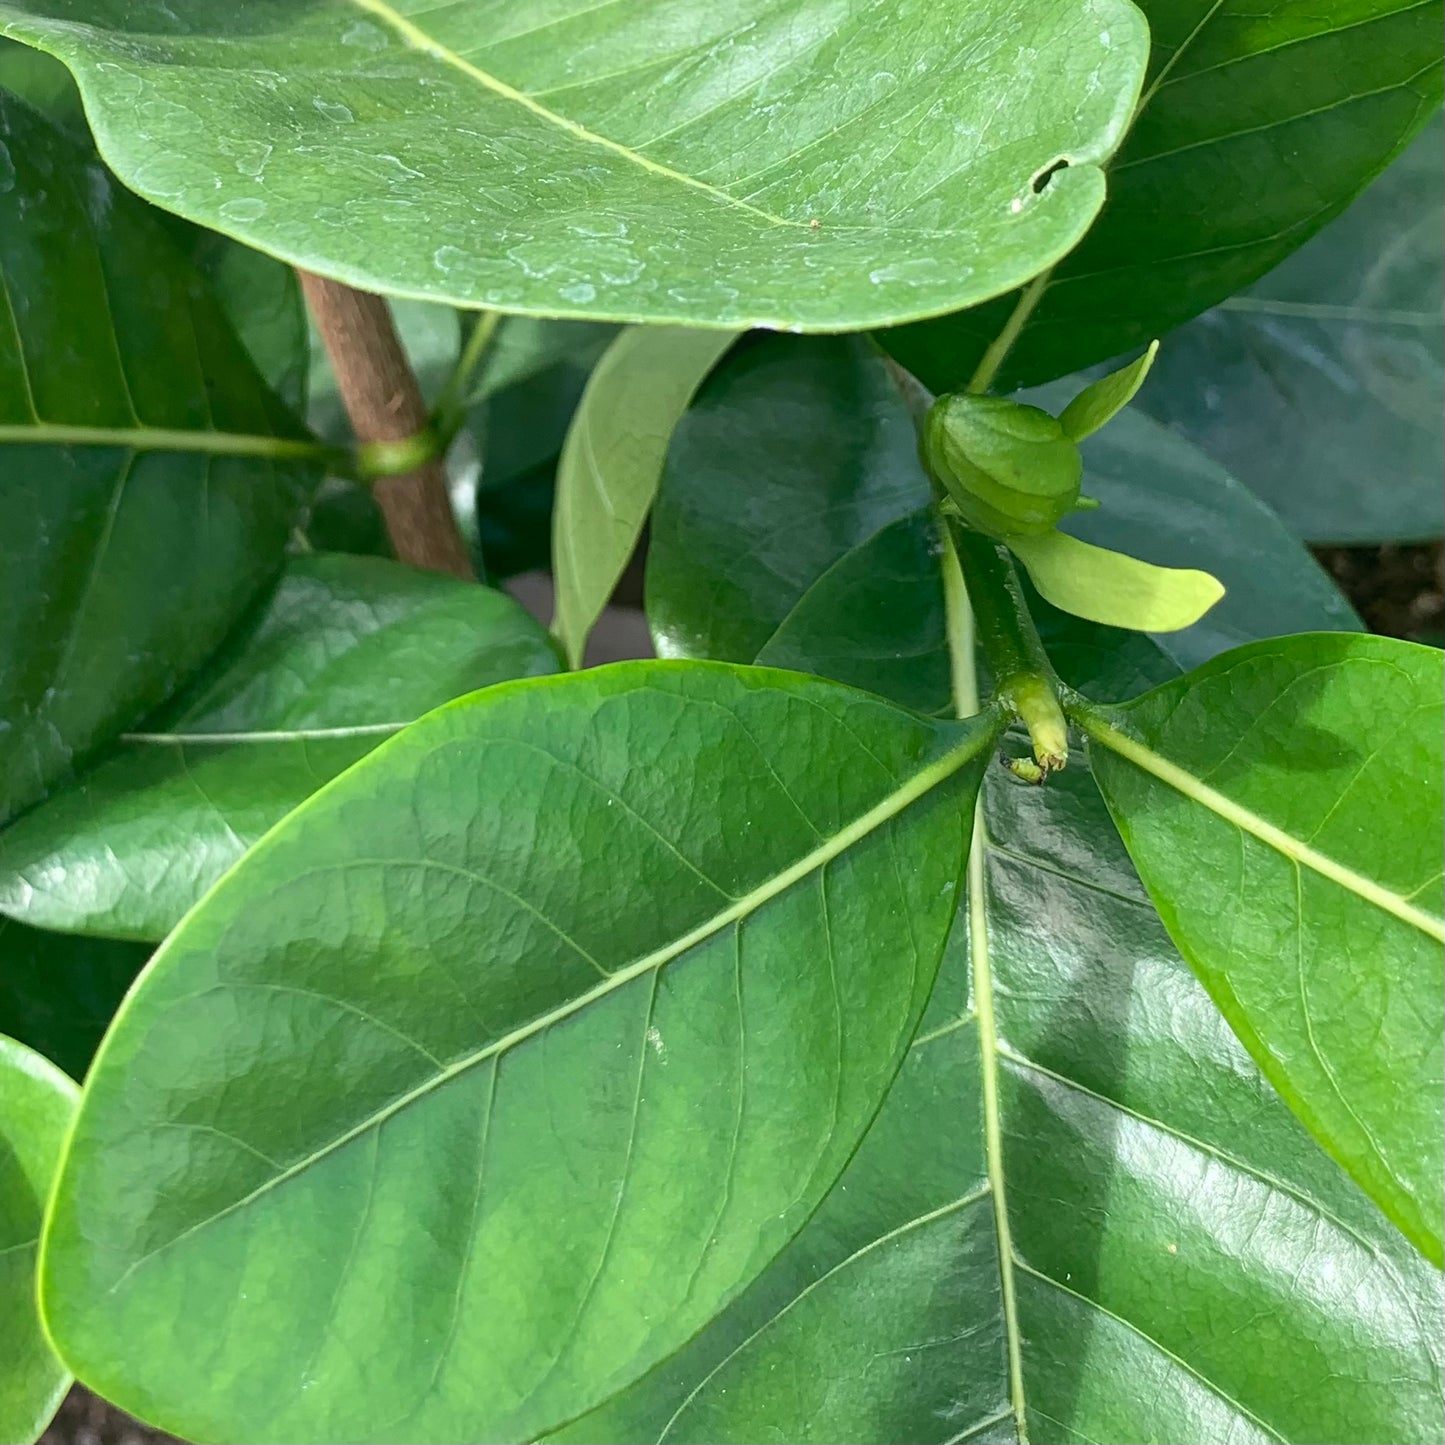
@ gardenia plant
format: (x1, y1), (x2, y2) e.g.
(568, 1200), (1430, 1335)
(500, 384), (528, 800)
(0, 2), (1440, 1444)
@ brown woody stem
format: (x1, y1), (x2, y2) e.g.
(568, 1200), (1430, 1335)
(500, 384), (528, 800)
(298, 271), (473, 579)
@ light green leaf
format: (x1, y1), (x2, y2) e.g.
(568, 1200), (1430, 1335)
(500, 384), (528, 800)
(39, 663), (997, 1443)
(1009, 529), (1224, 633)
(553, 326), (738, 667)
(556, 731), (1444, 1445)
(0, 555), (559, 942)
(1138, 113), (1445, 544)
(1058, 339), (1157, 441)
(0, 1033), (78, 1445)
(0, 919), (148, 1081)
(1, 0), (1146, 330)
(0, 90), (322, 824)
(884, 0), (1443, 392)
(1081, 634), (1445, 1265)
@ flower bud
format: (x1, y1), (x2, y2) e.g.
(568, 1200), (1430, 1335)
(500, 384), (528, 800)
(923, 393), (1084, 538)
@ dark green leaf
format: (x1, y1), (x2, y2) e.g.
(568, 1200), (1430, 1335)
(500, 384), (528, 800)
(1138, 114), (1445, 544)
(884, 0), (1443, 392)
(40, 663), (996, 1443)
(556, 754), (1445, 1444)
(0, 1033), (77, 1445)
(0, 918), (148, 1081)
(0, 554), (560, 942)
(468, 316), (617, 405)
(647, 336), (929, 664)
(1082, 633), (1445, 1265)
(0, 0), (1146, 329)
(0, 91), (321, 823)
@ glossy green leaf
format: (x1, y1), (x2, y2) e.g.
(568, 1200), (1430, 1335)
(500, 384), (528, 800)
(0, 91), (321, 824)
(1139, 113), (1445, 544)
(553, 327), (738, 667)
(40, 663), (996, 1443)
(1009, 529), (1224, 633)
(0, 1033), (78, 1445)
(648, 336), (930, 663)
(1058, 340), (1157, 441)
(0, 919), (148, 1081)
(468, 316), (617, 405)
(0, 554), (559, 942)
(554, 741), (1445, 1445)
(1082, 634), (1445, 1265)
(884, 0), (1443, 393)
(1, 0), (1146, 330)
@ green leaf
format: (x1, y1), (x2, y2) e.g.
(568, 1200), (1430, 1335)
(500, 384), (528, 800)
(39, 663), (997, 1443)
(1138, 113), (1445, 544)
(884, 0), (1444, 392)
(1081, 634), (1445, 1265)
(1009, 529), (1224, 633)
(0, 0), (1147, 330)
(554, 750), (1445, 1445)
(469, 317), (617, 405)
(0, 554), (560, 942)
(0, 91), (322, 824)
(553, 326), (738, 668)
(1058, 340), (1157, 441)
(0, 919), (148, 1081)
(0, 1033), (78, 1445)
(647, 336), (930, 663)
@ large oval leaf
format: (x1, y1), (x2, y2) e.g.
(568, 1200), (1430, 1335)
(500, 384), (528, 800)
(40, 663), (996, 1442)
(555, 752), (1445, 1444)
(0, 0), (1146, 330)
(0, 1033), (78, 1445)
(1137, 113), (1445, 544)
(884, 0), (1444, 392)
(1081, 634), (1445, 1265)
(0, 555), (560, 942)
(0, 90), (320, 823)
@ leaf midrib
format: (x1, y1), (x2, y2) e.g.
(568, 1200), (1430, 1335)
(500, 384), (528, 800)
(106, 720), (992, 1292)
(1075, 706), (1445, 941)
(351, 0), (793, 228)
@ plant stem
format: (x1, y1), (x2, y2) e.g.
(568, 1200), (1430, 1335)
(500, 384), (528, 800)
(950, 523), (1068, 772)
(298, 271), (473, 579)
(431, 309), (501, 449)
(965, 268), (1051, 396)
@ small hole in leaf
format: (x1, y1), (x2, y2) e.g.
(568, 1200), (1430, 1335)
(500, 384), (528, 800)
(1031, 158), (1069, 194)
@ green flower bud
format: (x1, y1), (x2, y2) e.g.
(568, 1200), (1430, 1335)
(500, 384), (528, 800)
(922, 393), (1084, 538)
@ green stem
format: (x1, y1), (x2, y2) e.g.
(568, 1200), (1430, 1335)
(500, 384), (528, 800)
(950, 523), (1068, 772)
(0, 423), (339, 465)
(431, 310), (501, 448)
(965, 268), (1051, 396)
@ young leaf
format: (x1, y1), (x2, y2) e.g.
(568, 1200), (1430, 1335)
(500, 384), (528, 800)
(0, 555), (559, 942)
(1139, 114), (1445, 544)
(1009, 530), (1224, 633)
(0, 1034), (78, 1445)
(884, 0), (1443, 391)
(1058, 339), (1157, 441)
(1081, 634), (1445, 1265)
(552, 326), (738, 668)
(0, 919), (148, 1081)
(0, 91), (321, 824)
(553, 751), (1445, 1445)
(39, 664), (997, 1444)
(0, 0), (1146, 330)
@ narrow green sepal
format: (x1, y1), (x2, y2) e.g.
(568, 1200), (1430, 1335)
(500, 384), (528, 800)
(1059, 339), (1160, 442)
